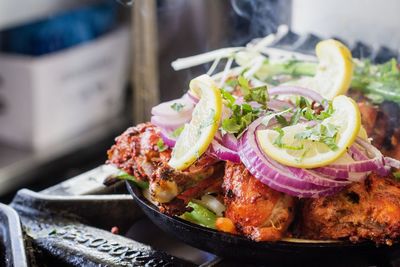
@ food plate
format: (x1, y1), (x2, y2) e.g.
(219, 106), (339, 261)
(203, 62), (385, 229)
(126, 181), (400, 266)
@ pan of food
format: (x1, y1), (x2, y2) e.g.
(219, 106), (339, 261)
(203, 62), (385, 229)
(106, 36), (400, 264)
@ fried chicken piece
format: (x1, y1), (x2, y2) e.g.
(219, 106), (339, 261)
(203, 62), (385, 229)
(222, 162), (295, 241)
(107, 123), (222, 213)
(300, 173), (400, 245)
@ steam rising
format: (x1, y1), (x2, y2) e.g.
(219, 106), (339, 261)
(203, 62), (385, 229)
(230, 0), (291, 45)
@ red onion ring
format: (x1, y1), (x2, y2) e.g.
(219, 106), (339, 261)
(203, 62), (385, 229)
(269, 86), (325, 104)
(326, 138), (385, 173)
(151, 115), (189, 131)
(268, 99), (294, 111)
(221, 133), (238, 151)
(312, 165), (350, 179)
(238, 117), (345, 198)
(151, 96), (194, 117)
(208, 139), (240, 163)
(160, 129), (176, 147)
(385, 157), (400, 169)
(186, 91), (199, 104)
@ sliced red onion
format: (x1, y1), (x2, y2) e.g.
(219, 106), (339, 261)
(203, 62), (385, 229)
(235, 96), (263, 109)
(349, 144), (369, 161)
(238, 117), (345, 198)
(221, 133), (238, 151)
(385, 157), (400, 169)
(208, 140), (240, 163)
(151, 97), (194, 117)
(151, 115), (189, 131)
(327, 138), (385, 173)
(289, 168), (352, 187)
(347, 172), (368, 182)
(269, 86), (325, 104)
(160, 129), (176, 147)
(268, 99), (294, 111)
(186, 91), (199, 104)
(376, 166), (391, 176)
(312, 165), (350, 179)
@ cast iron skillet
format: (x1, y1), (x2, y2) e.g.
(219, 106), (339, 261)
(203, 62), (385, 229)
(126, 182), (400, 266)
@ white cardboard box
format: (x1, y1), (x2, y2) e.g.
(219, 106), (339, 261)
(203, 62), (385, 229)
(0, 26), (130, 150)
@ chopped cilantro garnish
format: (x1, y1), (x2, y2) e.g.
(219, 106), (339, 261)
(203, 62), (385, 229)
(316, 100), (334, 120)
(244, 85), (268, 107)
(237, 76), (268, 108)
(221, 89), (236, 105)
(294, 123), (339, 151)
(394, 171), (400, 180)
(171, 126), (184, 138)
(273, 127), (303, 150)
(296, 96), (311, 109)
(170, 102), (185, 112)
(220, 88), (262, 136)
(157, 138), (168, 152)
(275, 115), (289, 127)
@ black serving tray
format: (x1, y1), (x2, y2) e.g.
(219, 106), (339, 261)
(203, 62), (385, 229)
(127, 181), (400, 266)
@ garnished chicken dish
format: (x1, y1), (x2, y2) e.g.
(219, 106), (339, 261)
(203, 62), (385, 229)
(107, 38), (400, 245)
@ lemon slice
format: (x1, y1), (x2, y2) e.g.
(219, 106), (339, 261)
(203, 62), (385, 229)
(289, 39), (353, 99)
(168, 75), (222, 170)
(358, 125), (368, 140)
(257, 95), (361, 168)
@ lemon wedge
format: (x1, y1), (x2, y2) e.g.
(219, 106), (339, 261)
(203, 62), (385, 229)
(289, 39), (353, 99)
(257, 95), (361, 168)
(168, 75), (222, 170)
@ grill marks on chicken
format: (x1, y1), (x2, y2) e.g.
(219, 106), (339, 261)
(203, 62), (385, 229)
(107, 123), (222, 213)
(300, 173), (400, 245)
(222, 162), (295, 241)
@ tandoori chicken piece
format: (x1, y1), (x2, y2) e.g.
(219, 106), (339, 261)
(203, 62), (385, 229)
(356, 98), (400, 160)
(300, 173), (400, 245)
(107, 123), (223, 213)
(222, 162), (295, 241)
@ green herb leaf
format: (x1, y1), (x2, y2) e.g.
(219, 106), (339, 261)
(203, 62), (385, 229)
(157, 138), (168, 152)
(296, 96), (311, 109)
(294, 123), (339, 151)
(276, 115), (289, 127)
(170, 102), (185, 112)
(289, 109), (302, 125)
(316, 100), (334, 120)
(244, 86), (268, 107)
(238, 76), (251, 96)
(221, 117), (242, 134)
(221, 89), (236, 107)
(273, 127), (303, 150)
(171, 126), (184, 138)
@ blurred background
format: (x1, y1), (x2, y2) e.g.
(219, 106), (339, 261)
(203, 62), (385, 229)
(0, 0), (399, 202)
